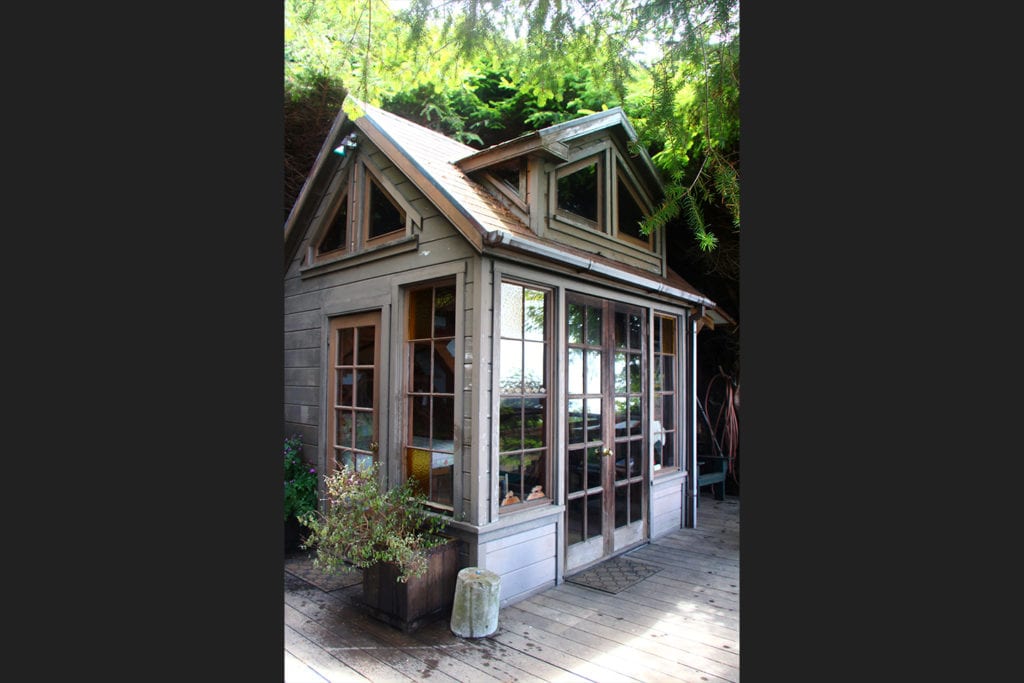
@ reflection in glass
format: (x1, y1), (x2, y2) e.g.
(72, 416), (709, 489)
(412, 342), (431, 393)
(586, 446), (602, 489)
(567, 497), (584, 545)
(586, 493), (602, 540)
(409, 288), (432, 339)
(433, 397), (454, 441)
(411, 396), (430, 440)
(568, 447), (584, 493)
(339, 328), (353, 365)
(629, 481), (642, 523)
(614, 352), (627, 394)
(567, 348), (583, 395)
(501, 283), (523, 338)
(355, 369), (373, 408)
(433, 341), (455, 393)
(355, 412), (373, 451)
(523, 341), (545, 393)
(339, 369), (353, 406)
(557, 163), (598, 222)
(433, 286), (456, 337)
(586, 306), (602, 346)
(567, 303), (583, 344)
(356, 326), (374, 365)
(524, 288), (545, 341)
(584, 399), (602, 443)
(337, 411), (352, 448)
(585, 349), (601, 394)
(567, 399), (584, 445)
(499, 397), (523, 452)
(500, 339), (523, 393)
(615, 485), (628, 528)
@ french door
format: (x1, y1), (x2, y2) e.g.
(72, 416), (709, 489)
(565, 294), (647, 572)
(326, 311), (381, 472)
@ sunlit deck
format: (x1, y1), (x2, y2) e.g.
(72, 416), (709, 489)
(285, 496), (739, 682)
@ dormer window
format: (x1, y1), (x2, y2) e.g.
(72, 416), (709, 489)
(616, 174), (652, 249)
(555, 156), (602, 229)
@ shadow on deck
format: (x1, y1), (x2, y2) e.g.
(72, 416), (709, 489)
(285, 496), (739, 683)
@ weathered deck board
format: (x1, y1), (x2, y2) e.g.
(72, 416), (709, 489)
(285, 494), (740, 682)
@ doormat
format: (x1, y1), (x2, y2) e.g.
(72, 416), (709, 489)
(285, 553), (362, 592)
(565, 556), (662, 594)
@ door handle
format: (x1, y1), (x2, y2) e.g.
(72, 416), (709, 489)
(602, 448), (614, 457)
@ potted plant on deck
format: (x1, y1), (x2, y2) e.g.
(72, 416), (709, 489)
(299, 462), (461, 632)
(284, 435), (318, 553)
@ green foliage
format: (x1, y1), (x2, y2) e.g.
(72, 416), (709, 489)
(284, 435), (318, 523)
(299, 463), (449, 583)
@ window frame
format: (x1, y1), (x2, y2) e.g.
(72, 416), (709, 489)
(403, 279), (458, 513)
(496, 279), (554, 513)
(553, 154), (604, 232)
(614, 168), (653, 250)
(652, 313), (681, 476)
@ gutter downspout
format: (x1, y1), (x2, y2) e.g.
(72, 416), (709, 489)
(484, 230), (717, 308)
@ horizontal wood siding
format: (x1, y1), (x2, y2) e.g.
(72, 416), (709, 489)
(650, 476), (685, 538)
(476, 522), (558, 605)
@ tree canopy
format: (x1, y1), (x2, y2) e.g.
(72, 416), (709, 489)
(284, 0), (739, 374)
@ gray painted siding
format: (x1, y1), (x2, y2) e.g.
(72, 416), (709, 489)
(650, 474), (686, 538)
(476, 522), (558, 605)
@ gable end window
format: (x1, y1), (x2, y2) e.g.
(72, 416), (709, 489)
(317, 191), (349, 256)
(366, 175), (406, 243)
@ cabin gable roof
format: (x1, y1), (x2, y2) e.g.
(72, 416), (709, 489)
(284, 96), (721, 314)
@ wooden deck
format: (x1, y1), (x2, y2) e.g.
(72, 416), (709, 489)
(285, 496), (739, 682)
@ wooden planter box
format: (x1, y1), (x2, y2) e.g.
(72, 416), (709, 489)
(358, 537), (460, 633)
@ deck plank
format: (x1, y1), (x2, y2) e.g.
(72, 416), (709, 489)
(285, 495), (741, 683)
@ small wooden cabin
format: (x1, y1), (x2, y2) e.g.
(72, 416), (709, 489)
(284, 97), (729, 606)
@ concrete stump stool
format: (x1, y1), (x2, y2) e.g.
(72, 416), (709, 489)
(449, 567), (501, 638)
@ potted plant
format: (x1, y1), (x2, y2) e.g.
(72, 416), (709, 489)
(299, 462), (461, 632)
(283, 434), (318, 553)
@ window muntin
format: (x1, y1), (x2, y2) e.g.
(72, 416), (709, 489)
(498, 282), (551, 509)
(405, 282), (456, 511)
(652, 315), (678, 473)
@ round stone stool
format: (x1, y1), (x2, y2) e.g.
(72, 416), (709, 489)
(449, 567), (501, 638)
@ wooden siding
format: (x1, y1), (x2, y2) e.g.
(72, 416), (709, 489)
(650, 473), (687, 539)
(472, 520), (558, 606)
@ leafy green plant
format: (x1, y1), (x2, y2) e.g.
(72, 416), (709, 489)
(299, 463), (449, 582)
(284, 435), (318, 524)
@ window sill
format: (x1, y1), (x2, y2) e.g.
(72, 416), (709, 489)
(300, 234), (418, 279)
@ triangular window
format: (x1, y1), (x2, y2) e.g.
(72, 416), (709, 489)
(317, 193), (348, 255)
(616, 176), (651, 248)
(367, 176), (405, 241)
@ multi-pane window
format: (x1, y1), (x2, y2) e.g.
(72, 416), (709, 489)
(652, 315), (678, 473)
(405, 282), (456, 511)
(498, 282), (551, 509)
